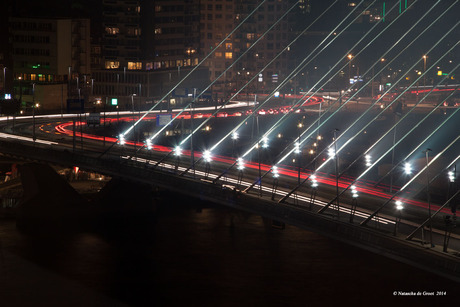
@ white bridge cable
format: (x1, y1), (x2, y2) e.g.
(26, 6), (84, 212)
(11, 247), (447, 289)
(315, 37), (460, 176)
(178, 0), (341, 147)
(120, 0), (268, 138)
(241, 0), (429, 191)
(209, 0), (372, 152)
(361, 134), (460, 226)
(268, 1), (459, 199)
(178, 0), (369, 175)
(317, 67), (460, 214)
(313, 39), (459, 210)
(274, 0), (449, 166)
(147, 1), (301, 143)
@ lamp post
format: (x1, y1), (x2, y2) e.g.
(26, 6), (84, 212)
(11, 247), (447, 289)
(191, 88), (196, 178)
(131, 93), (137, 154)
(32, 83), (36, 142)
(347, 54), (353, 85)
(297, 122), (303, 185)
(422, 55), (427, 89)
(350, 185), (358, 223)
(424, 148), (434, 247)
(2, 67), (6, 97)
(394, 200), (404, 236)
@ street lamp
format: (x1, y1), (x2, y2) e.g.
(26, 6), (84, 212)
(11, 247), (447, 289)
(394, 200), (404, 236)
(297, 122), (303, 185)
(237, 157), (245, 187)
(145, 139), (152, 150)
(32, 83), (36, 142)
(347, 54), (353, 83)
(131, 93), (137, 153)
(203, 150), (212, 179)
(365, 154), (372, 167)
(174, 145), (182, 173)
(404, 162), (412, 175)
(310, 174), (318, 210)
(271, 165), (279, 200)
(422, 55), (427, 89)
(118, 134), (125, 145)
(350, 185), (358, 223)
(232, 131), (239, 158)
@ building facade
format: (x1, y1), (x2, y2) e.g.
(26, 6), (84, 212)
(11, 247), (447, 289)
(8, 17), (91, 111)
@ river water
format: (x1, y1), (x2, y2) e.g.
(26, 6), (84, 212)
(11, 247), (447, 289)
(0, 192), (458, 306)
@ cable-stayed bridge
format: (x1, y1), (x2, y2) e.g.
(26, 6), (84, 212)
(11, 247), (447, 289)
(0, 0), (459, 281)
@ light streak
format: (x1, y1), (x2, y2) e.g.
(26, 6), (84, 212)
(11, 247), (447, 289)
(179, 0), (340, 148)
(148, 1), (300, 144)
(121, 0), (269, 138)
(207, 0), (367, 154)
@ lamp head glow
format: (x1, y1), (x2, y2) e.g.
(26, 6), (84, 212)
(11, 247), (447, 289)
(310, 174), (318, 188)
(203, 150), (212, 162)
(327, 147), (335, 158)
(448, 171), (455, 183)
(231, 132), (239, 140)
(365, 154), (372, 167)
(145, 139), (152, 150)
(350, 185), (358, 198)
(395, 200), (404, 210)
(237, 158), (245, 170)
(272, 166), (279, 178)
(118, 134), (125, 145)
(261, 136), (269, 148)
(294, 142), (301, 154)
(404, 162), (412, 175)
(174, 146), (182, 156)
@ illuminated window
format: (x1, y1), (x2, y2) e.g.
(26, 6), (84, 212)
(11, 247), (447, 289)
(105, 27), (119, 35)
(225, 52), (232, 59)
(155, 28), (162, 34)
(38, 74), (45, 81)
(128, 62), (142, 70)
(215, 52), (223, 58)
(246, 33), (255, 40)
(105, 61), (120, 69)
(127, 28), (141, 36)
(225, 43), (232, 50)
(155, 5), (162, 12)
(145, 62), (153, 70)
(185, 47), (196, 55)
(30, 74), (36, 81)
